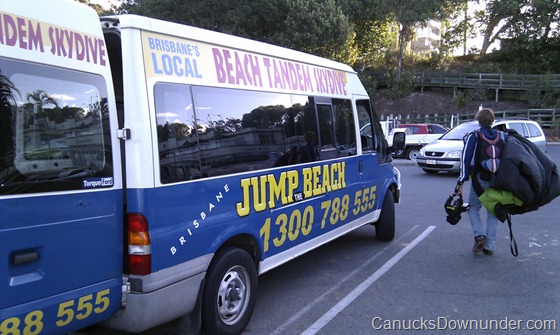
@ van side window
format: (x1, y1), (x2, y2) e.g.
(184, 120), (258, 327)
(154, 84), (359, 183)
(333, 99), (356, 157)
(0, 58), (112, 195)
(316, 104), (336, 159)
(356, 99), (383, 156)
(154, 83), (198, 183)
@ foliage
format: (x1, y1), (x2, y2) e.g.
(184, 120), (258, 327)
(454, 90), (470, 107)
(526, 79), (560, 108)
(0, 73), (18, 172)
(352, 18), (396, 70)
(119, 0), (357, 64)
(90, 0), (560, 98)
(438, 0), (475, 58)
(357, 71), (378, 101)
(474, 0), (560, 59)
(267, 0), (357, 64)
(469, 85), (492, 101)
(385, 70), (418, 100)
(385, 0), (459, 81)
(77, 0), (115, 15)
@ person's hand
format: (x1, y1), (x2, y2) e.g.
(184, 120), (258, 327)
(454, 183), (463, 195)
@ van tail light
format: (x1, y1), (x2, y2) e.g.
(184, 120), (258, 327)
(126, 213), (151, 275)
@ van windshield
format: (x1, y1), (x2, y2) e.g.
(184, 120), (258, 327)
(441, 123), (479, 141)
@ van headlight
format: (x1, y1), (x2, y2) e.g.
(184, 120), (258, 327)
(447, 150), (462, 158)
(419, 147), (426, 156)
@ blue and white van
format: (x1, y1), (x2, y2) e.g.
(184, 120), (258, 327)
(0, 1), (402, 334)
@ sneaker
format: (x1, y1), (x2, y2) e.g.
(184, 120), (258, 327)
(472, 235), (487, 254)
(483, 248), (494, 256)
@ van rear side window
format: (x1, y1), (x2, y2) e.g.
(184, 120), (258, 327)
(0, 58), (113, 195)
(155, 84), (357, 183)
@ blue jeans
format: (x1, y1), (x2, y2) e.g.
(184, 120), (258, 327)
(468, 176), (499, 251)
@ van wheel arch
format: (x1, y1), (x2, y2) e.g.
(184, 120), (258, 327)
(201, 246), (258, 335)
(374, 189), (396, 241)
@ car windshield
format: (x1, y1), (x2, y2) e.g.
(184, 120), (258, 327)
(441, 123), (480, 140)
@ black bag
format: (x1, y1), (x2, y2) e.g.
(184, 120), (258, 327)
(489, 130), (560, 256)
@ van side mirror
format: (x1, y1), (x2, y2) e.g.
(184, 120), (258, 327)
(392, 132), (406, 151)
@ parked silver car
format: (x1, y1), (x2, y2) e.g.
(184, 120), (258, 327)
(415, 119), (547, 174)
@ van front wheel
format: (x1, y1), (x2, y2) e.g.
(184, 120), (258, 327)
(202, 247), (257, 335)
(375, 190), (395, 241)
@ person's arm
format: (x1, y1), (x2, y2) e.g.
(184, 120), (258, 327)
(456, 132), (477, 194)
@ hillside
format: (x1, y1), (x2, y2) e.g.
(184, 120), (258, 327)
(372, 89), (560, 141)
(373, 89), (530, 118)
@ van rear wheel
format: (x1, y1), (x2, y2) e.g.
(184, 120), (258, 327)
(375, 190), (395, 241)
(202, 247), (257, 335)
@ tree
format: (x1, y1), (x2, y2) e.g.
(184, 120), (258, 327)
(0, 73), (19, 173)
(352, 18), (396, 70)
(438, 0), (475, 58)
(26, 90), (58, 116)
(473, 0), (560, 72)
(119, 0), (356, 64)
(266, 0), (357, 64)
(75, 0), (116, 15)
(474, 0), (527, 55)
(340, 0), (395, 70)
(385, 0), (450, 81)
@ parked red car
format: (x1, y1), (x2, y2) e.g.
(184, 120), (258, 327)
(398, 123), (448, 135)
(389, 123), (449, 160)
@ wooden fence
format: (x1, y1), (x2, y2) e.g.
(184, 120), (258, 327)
(380, 108), (558, 130)
(419, 73), (560, 91)
(417, 72), (560, 102)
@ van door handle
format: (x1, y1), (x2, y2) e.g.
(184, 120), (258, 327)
(12, 252), (39, 265)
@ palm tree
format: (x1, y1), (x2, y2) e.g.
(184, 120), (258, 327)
(26, 89), (58, 117)
(1, 73), (19, 173)
(25, 90), (59, 156)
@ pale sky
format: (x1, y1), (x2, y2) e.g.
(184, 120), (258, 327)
(89, 0), (120, 9)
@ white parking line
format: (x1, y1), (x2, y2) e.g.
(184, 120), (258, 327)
(269, 225), (425, 335)
(300, 225), (436, 335)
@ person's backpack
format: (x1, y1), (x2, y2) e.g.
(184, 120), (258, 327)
(471, 129), (506, 196)
(476, 129), (505, 175)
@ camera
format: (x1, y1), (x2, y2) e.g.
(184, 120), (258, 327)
(444, 194), (470, 225)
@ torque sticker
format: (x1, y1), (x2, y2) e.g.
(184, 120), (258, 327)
(0, 289), (112, 335)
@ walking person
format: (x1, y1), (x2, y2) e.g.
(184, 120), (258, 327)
(454, 108), (506, 255)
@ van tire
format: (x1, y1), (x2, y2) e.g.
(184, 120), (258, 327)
(375, 190), (395, 241)
(202, 247), (257, 335)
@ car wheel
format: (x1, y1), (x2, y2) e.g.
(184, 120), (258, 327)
(375, 190), (395, 241)
(202, 247), (257, 335)
(422, 169), (439, 175)
(405, 147), (420, 160)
